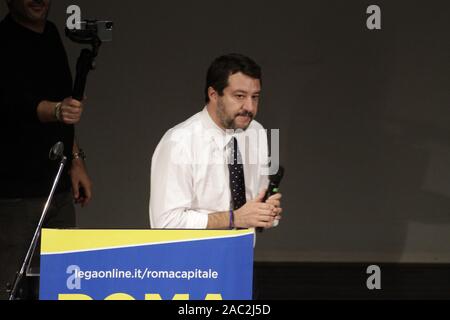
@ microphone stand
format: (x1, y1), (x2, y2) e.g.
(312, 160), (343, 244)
(8, 154), (67, 300)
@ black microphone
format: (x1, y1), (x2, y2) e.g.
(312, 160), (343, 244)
(262, 166), (284, 202)
(49, 141), (64, 161)
(257, 166), (284, 232)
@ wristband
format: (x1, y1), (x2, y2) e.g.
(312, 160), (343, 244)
(229, 209), (235, 229)
(72, 149), (86, 161)
(54, 102), (62, 122)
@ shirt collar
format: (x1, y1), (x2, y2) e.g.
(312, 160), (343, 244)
(201, 107), (236, 150)
(4, 14), (49, 36)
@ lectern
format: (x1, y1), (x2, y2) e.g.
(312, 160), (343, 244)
(39, 229), (254, 300)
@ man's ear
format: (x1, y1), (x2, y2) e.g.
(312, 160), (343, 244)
(208, 87), (217, 102)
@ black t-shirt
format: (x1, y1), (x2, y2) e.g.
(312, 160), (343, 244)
(0, 14), (74, 198)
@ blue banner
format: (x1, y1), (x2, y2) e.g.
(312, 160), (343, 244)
(39, 229), (254, 300)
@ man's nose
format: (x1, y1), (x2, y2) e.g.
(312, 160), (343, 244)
(243, 96), (257, 113)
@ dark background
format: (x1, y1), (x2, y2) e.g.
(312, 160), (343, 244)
(1, 0), (449, 264)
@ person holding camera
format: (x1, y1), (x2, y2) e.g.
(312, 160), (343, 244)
(0, 0), (92, 299)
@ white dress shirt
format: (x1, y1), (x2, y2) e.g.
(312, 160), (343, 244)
(149, 107), (270, 229)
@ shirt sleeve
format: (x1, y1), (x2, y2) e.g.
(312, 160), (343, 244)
(0, 63), (41, 123)
(149, 131), (209, 229)
(0, 38), (41, 125)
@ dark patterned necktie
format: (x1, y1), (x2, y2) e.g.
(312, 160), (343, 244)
(228, 137), (247, 210)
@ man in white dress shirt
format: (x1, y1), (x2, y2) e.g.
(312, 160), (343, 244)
(149, 53), (282, 230)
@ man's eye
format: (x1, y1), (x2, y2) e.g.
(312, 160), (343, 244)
(252, 96), (260, 101)
(236, 95), (245, 99)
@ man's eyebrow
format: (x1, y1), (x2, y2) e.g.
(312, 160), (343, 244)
(232, 90), (248, 94)
(232, 90), (261, 95)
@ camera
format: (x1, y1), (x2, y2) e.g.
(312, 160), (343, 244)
(66, 20), (113, 44)
(65, 19), (113, 101)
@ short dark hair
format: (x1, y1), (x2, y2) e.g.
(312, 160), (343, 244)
(205, 53), (262, 103)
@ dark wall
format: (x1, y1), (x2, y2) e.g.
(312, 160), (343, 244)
(2, 0), (449, 262)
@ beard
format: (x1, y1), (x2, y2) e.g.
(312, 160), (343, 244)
(216, 100), (254, 131)
(18, 0), (51, 24)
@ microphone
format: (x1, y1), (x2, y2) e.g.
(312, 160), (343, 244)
(263, 166), (284, 203)
(257, 166), (284, 232)
(49, 141), (64, 160)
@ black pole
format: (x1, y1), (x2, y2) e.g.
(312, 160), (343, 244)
(72, 48), (95, 101)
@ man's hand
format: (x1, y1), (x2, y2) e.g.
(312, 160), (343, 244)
(59, 97), (84, 125)
(36, 98), (84, 124)
(70, 159), (92, 207)
(265, 192), (283, 223)
(234, 189), (279, 229)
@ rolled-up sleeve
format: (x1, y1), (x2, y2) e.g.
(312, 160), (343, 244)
(149, 131), (208, 229)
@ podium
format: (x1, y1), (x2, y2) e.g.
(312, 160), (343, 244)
(39, 229), (254, 300)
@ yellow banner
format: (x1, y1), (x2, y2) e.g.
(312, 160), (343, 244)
(41, 229), (254, 254)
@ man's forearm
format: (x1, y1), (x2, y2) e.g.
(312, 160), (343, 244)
(71, 139), (86, 167)
(207, 211), (232, 229)
(73, 139), (80, 154)
(36, 100), (58, 123)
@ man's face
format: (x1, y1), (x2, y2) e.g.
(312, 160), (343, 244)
(8, 0), (51, 24)
(214, 72), (261, 131)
